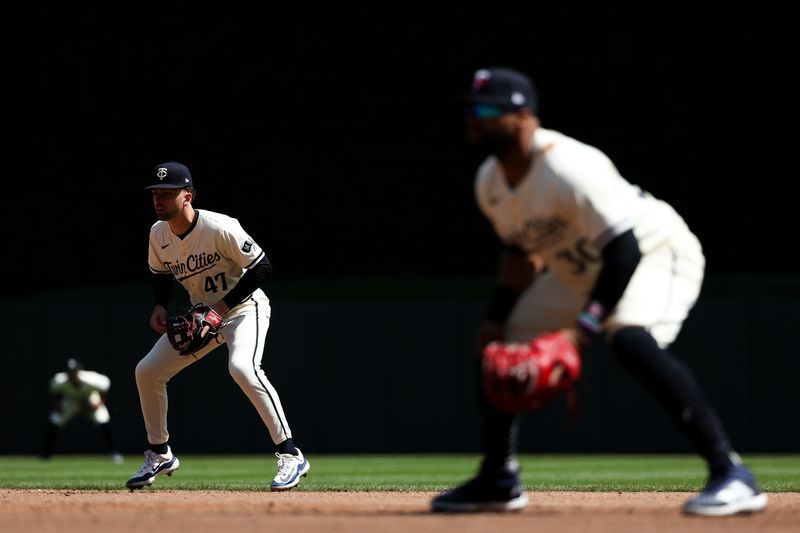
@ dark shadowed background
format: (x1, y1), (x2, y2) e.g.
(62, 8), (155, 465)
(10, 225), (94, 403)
(4, 6), (796, 455)
(18, 6), (795, 289)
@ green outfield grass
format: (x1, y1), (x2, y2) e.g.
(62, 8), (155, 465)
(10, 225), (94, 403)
(1, 454), (797, 492)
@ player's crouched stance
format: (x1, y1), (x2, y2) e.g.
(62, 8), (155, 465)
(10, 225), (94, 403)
(127, 161), (310, 492)
(432, 67), (767, 517)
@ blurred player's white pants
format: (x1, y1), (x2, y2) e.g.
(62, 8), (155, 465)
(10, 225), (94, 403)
(135, 288), (292, 445)
(505, 232), (705, 349)
(49, 392), (110, 426)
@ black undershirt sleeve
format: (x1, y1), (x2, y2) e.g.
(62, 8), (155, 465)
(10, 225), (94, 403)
(152, 274), (174, 308)
(483, 243), (531, 324)
(222, 254), (273, 308)
(578, 229), (642, 335)
(590, 228), (642, 313)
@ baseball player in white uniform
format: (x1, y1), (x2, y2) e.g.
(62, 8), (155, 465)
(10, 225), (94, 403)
(41, 358), (123, 463)
(126, 161), (309, 491)
(432, 67), (766, 516)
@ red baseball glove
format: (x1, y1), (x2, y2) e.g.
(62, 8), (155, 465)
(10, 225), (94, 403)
(482, 331), (582, 412)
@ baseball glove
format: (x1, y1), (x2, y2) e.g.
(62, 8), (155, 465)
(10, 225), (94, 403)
(166, 303), (223, 356)
(482, 331), (582, 412)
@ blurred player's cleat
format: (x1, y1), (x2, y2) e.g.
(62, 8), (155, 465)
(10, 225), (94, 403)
(125, 446), (180, 490)
(431, 468), (528, 512)
(111, 452), (124, 464)
(683, 465), (768, 516)
(270, 449), (310, 491)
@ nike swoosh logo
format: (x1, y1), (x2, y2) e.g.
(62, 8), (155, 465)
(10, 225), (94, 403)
(154, 457), (175, 473)
(161, 243), (170, 249)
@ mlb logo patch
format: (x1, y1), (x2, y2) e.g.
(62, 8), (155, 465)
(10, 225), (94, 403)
(242, 239), (253, 253)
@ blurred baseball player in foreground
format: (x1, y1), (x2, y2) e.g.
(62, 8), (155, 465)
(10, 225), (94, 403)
(40, 358), (123, 463)
(431, 67), (766, 516)
(126, 161), (309, 491)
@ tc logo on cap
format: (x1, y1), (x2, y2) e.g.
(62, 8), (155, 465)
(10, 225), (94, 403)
(145, 161), (194, 190)
(472, 69), (491, 91)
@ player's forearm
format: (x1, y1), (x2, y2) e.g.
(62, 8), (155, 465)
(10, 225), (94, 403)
(497, 246), (539, 290)
(485, 247), (539, 324)
(221, 255), (273, 309)
(578, 229), (642, 335)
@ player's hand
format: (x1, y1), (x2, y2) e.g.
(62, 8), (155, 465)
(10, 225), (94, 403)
(475, 321), (505, 355)
(150, 304), (168, 334)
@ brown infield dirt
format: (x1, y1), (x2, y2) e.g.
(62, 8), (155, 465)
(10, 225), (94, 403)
(1, 490), (798, 533)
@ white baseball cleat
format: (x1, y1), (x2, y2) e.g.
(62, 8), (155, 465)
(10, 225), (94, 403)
(270, 449), (310, 491)
(125, 446), (180, 490)
(683, 465), (768, 516)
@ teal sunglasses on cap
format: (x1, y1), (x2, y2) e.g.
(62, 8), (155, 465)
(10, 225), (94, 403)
(471, 104), (506, 119)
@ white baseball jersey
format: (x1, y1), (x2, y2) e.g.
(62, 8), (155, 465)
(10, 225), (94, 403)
(148, 209), (266, 306)
(50, 370), (110, 399)
(49, 370), (112, 426)
(476, 127), (705, 347)
(139, 208), (291, 446)
(475, 127), (699, 296)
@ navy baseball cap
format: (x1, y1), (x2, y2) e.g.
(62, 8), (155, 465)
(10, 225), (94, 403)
(465, 67), (538, 113)
(144, 161), (194, 189)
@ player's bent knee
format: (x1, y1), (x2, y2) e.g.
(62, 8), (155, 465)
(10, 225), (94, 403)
(610, 326), (668, 372)
(611, 326), (654, 347)
(134, 358), (160, 387)
(227, 362), (253, 386)
(49, 412), (65, 427)
(134, 359), (147, 383)
(611, 325), (655, 352)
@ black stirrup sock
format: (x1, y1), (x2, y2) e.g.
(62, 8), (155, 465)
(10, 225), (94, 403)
(479, 409), (520, 476)
(611, 327), (737, 473)
(99, 422), (118, 453)
(477, 363), (520, 475)
(277, 438), (299, 456)
(150, 442), (169, 455)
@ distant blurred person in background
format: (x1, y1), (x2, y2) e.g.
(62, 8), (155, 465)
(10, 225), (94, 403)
(40, 358), (123, 463)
